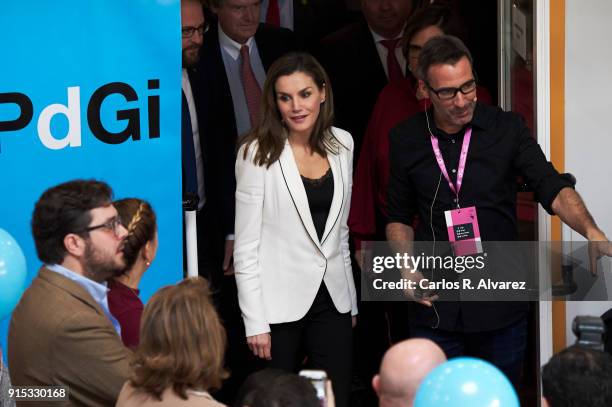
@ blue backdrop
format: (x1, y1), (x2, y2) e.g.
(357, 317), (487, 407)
(0, 0), (182, 358)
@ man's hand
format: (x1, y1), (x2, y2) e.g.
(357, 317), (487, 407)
(587, 229), (612, 275)
(385, 223), (436, 306)
(223, 239), (234, 276)
(551, 188), (612, 274)
(352, 316), (357, 328)
(247, 333), (272, 360)
(403, 270), (438, 307)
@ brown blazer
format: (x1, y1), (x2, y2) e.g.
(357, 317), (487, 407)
(8, 267), (131, 407)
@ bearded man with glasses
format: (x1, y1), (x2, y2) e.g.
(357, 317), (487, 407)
(385, 35), (612, 390)
(8, 179), (131, 407)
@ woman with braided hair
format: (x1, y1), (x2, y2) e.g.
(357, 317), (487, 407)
(108, 198), (158, 348)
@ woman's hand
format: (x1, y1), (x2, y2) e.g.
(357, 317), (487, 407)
(247, 333), (272, 360)
(352, 316), (357, 328)
(325, 380), (335, 407)
(354, 249), (364, 271)
(223, 239), (234, 276)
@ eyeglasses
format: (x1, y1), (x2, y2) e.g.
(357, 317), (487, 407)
(426, 79), (477, 100)
(84, 217), (124, 236)
(182, 23), (209, 38)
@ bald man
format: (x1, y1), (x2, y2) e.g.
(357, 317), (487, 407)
(372, 339), (446, 407)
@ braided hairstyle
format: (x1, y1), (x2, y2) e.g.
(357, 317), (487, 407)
(114, 198), (157, 271)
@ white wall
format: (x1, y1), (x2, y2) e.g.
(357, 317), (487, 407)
(564, 0), (612, 344)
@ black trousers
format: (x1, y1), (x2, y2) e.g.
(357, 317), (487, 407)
(269, 283), (353, 407)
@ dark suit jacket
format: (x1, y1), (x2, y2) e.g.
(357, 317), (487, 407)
(8, 267), (131, 407)
(181, 83), (207, 205)
(320, 19), (406, 163)
(193, 23), (295, 281)
(292, 0), (348, 52)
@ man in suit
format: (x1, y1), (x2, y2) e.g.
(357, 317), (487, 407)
(181, 0), (208, 279)
(320, 0), (413, 161)
(196, 0), (294, 288)
(194, 0), (295, 400)
(258, 0), (348, 52)
(8, 180), (131, 407)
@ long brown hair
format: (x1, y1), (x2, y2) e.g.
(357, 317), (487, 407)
(241, 52), (338, 168)
(129, 277), (228, 400)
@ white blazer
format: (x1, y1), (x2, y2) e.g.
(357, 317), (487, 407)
(234, 127), (358, 337)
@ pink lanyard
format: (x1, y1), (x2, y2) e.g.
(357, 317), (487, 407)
(429, 127), (472, 207)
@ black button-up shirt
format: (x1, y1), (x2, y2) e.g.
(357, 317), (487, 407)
(386, 102), (574, 331)
(387, 102), (573, 241)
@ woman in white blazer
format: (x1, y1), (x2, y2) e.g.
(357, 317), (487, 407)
(234, 52), (357, 407)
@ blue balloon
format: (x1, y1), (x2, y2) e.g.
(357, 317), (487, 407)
(0, 228), (27, 321)
(415, 357), (519, 407)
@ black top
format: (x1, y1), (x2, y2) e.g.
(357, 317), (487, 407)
(386, 103), (574, 332)
(302, 168), (334, 242)
(387, 102), (573, 241)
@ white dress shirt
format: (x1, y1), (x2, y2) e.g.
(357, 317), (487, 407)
(182, 70), (206, 209)
(218, 25), (266, 138)
(259, 0), (294, 30)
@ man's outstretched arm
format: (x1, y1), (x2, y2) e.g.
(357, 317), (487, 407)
(551, 187), (612, 273)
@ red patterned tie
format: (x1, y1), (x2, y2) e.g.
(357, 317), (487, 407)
(380, 38), (404, 83)
(240, 45), (263, 127)
(266, 0), (280, 27)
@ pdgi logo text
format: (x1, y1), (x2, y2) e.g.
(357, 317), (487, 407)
(0, 79), (160, 150)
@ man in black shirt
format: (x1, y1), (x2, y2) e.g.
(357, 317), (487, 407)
(386, 35), (612, 387)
